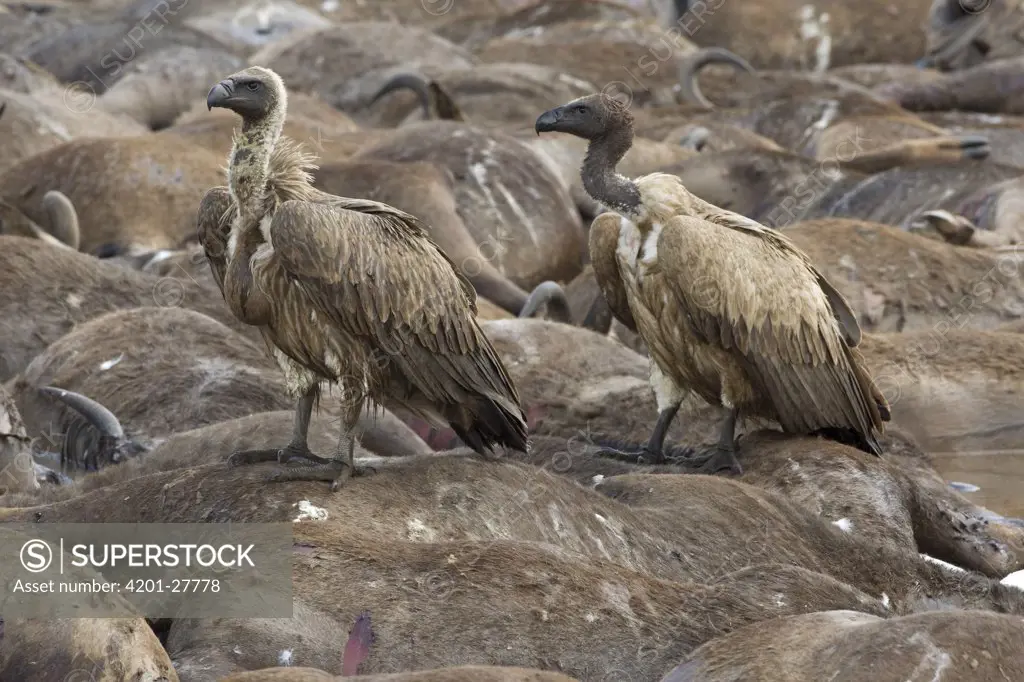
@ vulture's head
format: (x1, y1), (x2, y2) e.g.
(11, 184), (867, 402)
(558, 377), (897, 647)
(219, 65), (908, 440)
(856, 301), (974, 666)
(534, 94), (633, 140)
(207, 66), (287, 121)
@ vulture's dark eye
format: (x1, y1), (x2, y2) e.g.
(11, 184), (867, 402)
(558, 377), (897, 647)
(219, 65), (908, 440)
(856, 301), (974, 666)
(574, 105), (587, 113)
(246, 82), (261, 92)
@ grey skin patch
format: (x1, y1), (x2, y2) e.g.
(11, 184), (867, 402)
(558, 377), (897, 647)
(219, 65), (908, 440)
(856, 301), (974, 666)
(660, 660), (703, 681)
(948, 481), (980, 493)
(233, 148), (254, 163)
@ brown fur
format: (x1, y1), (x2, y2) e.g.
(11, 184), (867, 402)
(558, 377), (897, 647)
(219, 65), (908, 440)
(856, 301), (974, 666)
(726, 431), (1024, 578)
(812, 115), (991, 169)
(858, 329), (1024, 454)
(181, 0), (334, 54)
(474, 18), (695, 108)
(95, 45), (243, 130)
(313, 159), (532, 315)
(506, 313), (1024, 457)
(248, 23), (475, 114)
(878, 56), (1024, 115)
(221, 667), (579, 682)
(784, 218), (1024, 333)
(19, 10), (226, 95)
(366, 64), (595, 129)
(0, 136), (227, 254)
(0, 236), (258, 381)
(936, 175), (1024, 244)
(682, 95), (921, 157)
(7, 445), (1020, 605)
(0, 409), (431, 507)
(829, 63), (947, 90)
(166, 531), (883, 680)
(800, 160), (1023, 228)
(102, 242), (221, 294)
(659, 149), (866, 225)
(482, 319), (1024, 571)
(355, 121), (585, 289)
(2, 456), (1020, 679)
(0, 615), (178, 682)
(0, 87), (146, 174)
(0, 190), (79, 248)
(663, 0), (934, 69)
(0, 4), (79, 54)
(920, 0), (1024, 71)
(161, 94), (364, 161)
(917, 111), (1024, 169)
(0, 385), (37, 495)
(658, 122), (784, 153)
(8, 306), (288, 442)
(433, 0), (650, 49)
(671, 609), (1024, 681)
(0, 52), (63, 94)
(681, 63), (903, 113)
(525, 132), (700, 219)
(997, 319), (1024, 333)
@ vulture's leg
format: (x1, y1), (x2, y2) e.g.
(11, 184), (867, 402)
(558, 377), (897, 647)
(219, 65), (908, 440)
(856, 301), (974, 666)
(265, 415), (376, 491)
(595, 402), (682, 465)
(227, 388), (331, 468)
(689, 408), (743, 475)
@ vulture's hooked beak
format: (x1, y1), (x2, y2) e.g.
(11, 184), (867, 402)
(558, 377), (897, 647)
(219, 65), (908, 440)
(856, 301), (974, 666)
(207, 80), (233, 110)
(535, 107), (563, 135)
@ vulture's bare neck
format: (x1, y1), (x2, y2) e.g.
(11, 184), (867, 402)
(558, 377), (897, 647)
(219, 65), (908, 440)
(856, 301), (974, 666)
(229, 111), (285, 218)
(581, 123), (642, 218)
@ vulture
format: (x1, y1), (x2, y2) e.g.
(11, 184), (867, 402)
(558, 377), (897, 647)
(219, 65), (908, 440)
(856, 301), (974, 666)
(534, 94), (890, 474)
(199, 66), (528, 490)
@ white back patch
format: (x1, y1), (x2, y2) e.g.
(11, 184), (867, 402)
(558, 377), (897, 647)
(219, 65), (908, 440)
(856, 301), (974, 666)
(616, 215), (642, 271)
(640, 222), (661, 266)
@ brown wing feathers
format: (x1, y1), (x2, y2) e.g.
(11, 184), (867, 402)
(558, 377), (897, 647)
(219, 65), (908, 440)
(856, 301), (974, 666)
(196, 186), (235, 295)
(270, 200), (527, 454)
(589, 213), (638, 333)
(657, 216), (886, 455)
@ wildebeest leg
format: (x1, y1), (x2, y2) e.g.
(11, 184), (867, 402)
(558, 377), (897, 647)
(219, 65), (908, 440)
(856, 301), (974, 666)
(688, 408), (743, 475)
(227, 387), (331, 468)
(596, 402), (681, 464)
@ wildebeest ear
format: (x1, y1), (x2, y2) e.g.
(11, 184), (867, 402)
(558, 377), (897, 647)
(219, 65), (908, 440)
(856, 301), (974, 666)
(816, 274), (861, 347)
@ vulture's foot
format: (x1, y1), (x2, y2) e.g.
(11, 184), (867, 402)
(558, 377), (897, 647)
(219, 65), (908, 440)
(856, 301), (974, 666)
(687, 445), (743, 476)
(265, 459), (377, 492)
(594, 445), (666, 465)
(226, 444), (332, 468)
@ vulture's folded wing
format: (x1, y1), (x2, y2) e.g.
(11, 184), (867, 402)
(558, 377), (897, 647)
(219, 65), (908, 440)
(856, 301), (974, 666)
(657, 214), (885, 446)
(268, 198), (522, 409)
(589, 212), (638, 333)
(196, 186), (235, 296)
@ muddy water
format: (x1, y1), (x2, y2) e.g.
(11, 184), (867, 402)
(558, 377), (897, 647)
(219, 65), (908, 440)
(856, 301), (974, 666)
(931, 451), (1024, 518)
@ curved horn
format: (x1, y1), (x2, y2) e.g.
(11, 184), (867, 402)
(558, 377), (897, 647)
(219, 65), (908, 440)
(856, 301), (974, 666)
(519, 281), (572, 323)
(370, 72), (433, 119)
(919, 13), (989, 70)
(27, 220), (72, 250)
(40, 387), (125, 439)
(41, 190), (80, 250)
(678, 47), (757, 109)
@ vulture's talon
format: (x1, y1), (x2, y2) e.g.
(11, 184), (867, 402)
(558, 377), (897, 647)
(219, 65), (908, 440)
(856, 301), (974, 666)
(594, 446), (665, 466)
(686, 445), (743, 476)
(227, 448), (284, 467)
